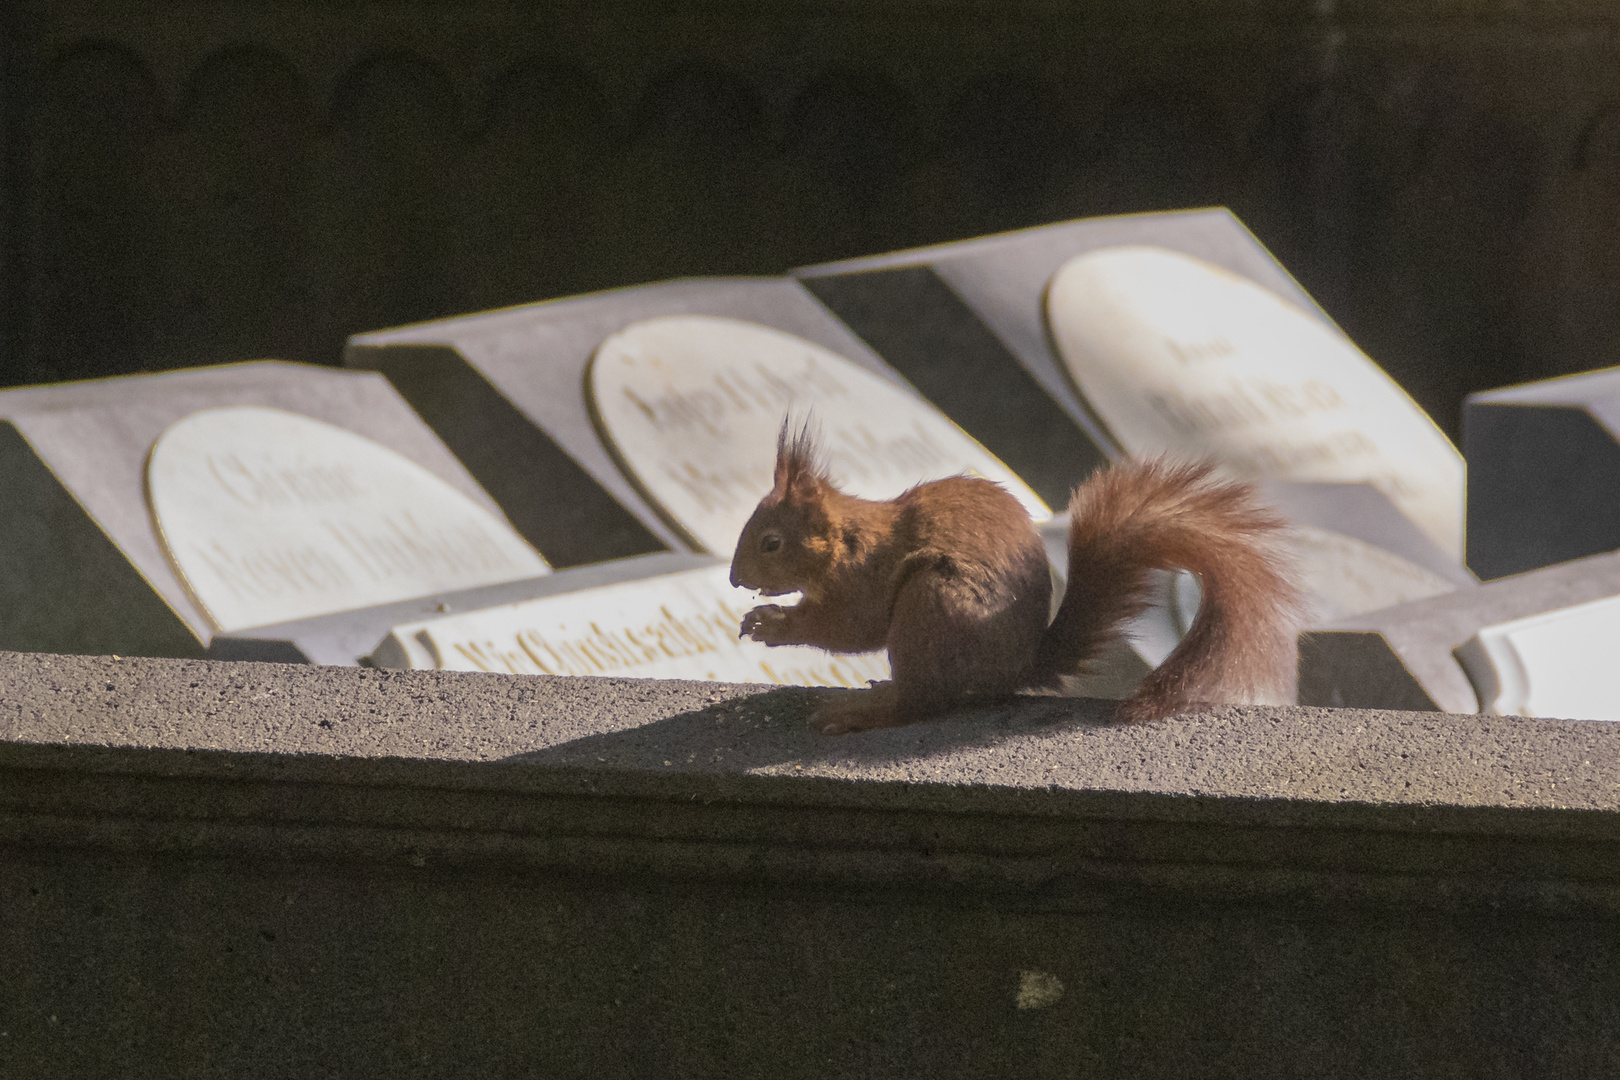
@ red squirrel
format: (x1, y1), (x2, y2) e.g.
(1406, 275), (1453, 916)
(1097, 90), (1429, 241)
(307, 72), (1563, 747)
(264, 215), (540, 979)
(730, 421), (1304, 734)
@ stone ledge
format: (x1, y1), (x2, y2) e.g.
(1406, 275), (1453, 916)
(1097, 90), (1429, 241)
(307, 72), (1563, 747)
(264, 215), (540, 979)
(7, 651), (1620, 1078)
(3, 650), (1618, 915)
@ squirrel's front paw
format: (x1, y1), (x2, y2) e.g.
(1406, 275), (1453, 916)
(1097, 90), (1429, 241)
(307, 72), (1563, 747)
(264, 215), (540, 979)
(740, 604), (790, 644)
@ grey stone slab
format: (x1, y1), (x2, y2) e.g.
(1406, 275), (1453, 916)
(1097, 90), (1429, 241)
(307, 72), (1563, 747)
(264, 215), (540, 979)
(0, 361), (524, 657)
(1453, 591), (1620, 721)
(796, 209), (1331, 502)
(6, 653), (1620, 1077)
(1298, 548), (1620, 714)
(798, 213), (1468, 589)
(1464, 366), (1620, 579)
(343, 277), (923, 561)
(803, 213), (1477, 650)
(208, 552), (715, 666)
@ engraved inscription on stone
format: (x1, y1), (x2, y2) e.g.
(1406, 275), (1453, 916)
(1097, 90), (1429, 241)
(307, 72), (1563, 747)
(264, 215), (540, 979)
(370, 563), (891, 688)
(148, 406), (551, 631)
(1046, 246), (1466, 558)
(587, 315), (1050, 555)
(1455, 593), (1620, 722)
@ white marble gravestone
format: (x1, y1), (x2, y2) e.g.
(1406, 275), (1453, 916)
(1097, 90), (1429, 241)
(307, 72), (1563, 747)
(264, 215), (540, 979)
(1455, 593), (1620, 721)
(371, 562), (890, 688)
(0, 361), (549, 659)
(1045, 246), (1465, 558)
(586, 314), (1049, 555)
(148, 406), (550, 631)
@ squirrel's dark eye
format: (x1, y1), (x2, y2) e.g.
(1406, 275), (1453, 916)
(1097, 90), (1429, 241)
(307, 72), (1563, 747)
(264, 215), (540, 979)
(760, 533), (782, 554)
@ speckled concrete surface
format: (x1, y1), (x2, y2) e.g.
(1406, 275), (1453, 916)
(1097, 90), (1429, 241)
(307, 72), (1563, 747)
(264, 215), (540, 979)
(2, 649), (1614, 811)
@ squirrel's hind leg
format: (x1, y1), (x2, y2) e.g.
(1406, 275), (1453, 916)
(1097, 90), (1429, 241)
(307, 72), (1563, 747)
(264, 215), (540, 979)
(813, 561), (1047, 736)
(813, 683), (909, 736)
(818, 562), (1047, 736)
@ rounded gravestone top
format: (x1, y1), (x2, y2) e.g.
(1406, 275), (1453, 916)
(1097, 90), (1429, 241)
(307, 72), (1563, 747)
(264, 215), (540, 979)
(587, 314), (1050, 555)
(148, 406), (550, 632)
(1046, 246), (1464, 558)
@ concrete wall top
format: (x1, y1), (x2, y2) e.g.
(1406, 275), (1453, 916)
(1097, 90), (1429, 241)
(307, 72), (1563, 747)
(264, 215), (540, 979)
(3, 649), (1613, 823)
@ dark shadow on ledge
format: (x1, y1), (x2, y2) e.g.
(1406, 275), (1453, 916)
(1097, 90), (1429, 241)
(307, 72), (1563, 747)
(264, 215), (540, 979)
(503, 685), (1119, 777)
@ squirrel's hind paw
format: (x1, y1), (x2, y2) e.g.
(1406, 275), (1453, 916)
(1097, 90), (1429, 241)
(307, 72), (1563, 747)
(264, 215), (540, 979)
(813, 703), (899, 736)
(812, 685), (912, 736)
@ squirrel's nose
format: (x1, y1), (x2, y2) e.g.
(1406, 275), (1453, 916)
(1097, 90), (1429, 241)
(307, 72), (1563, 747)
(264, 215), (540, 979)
(729, 565), (739, 588)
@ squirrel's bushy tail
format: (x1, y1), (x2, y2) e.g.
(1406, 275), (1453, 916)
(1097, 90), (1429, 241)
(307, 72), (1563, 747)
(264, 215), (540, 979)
(1027, 458), (1305, 722)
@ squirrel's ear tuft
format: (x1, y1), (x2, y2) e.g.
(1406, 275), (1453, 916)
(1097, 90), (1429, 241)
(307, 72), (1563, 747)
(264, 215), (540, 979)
(771, 414), (828, 502)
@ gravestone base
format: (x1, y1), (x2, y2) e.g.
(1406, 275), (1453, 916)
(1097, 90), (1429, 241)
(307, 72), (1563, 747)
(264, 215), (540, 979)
(210, 552), (712, 666)
(4, 651), (1620, 1078)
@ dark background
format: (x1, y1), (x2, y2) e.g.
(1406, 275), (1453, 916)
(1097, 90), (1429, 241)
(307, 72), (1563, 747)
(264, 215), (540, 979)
(3, 0), (1616, 439)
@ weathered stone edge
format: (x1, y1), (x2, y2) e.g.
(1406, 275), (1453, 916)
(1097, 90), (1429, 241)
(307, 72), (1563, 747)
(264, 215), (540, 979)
(3, 739), (1618, 920)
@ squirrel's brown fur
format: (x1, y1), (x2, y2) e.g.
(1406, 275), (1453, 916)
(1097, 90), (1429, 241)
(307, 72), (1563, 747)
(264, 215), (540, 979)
(730, 421), (1304, 734)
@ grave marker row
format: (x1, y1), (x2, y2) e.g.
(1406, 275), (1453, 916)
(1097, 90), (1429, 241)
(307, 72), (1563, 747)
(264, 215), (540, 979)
(344, 209), (1473, 692)
(16, 208), (1619, 716)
